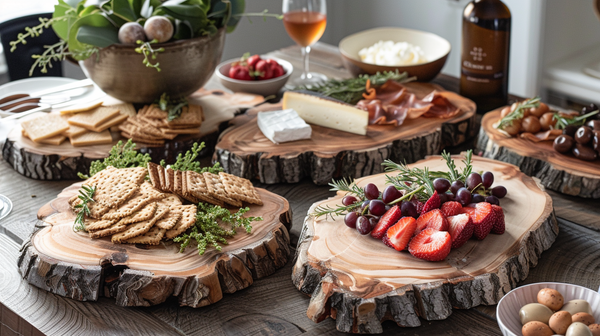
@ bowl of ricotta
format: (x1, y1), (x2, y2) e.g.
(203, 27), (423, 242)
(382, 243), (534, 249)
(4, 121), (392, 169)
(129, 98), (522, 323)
(339, 27), (451, 81)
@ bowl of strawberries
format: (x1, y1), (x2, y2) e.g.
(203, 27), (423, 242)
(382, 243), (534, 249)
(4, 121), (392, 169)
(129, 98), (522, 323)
(215, 53), (293, 96)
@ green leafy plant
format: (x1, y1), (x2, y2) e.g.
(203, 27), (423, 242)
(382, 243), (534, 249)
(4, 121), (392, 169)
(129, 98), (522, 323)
(553, 110), (599, 129)
(73, 185), (96, 232)
(496, 97), (540, 130)
(155, 93), (189, 121)
(78, 139), (151, 179)
(162, 142), (223, 174)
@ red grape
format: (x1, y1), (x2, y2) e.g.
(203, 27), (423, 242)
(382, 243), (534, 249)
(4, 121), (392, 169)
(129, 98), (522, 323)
(356, 216), (373, 235)
(482, 171), (494, 189)
(466, 173), (482, 191)
(382, 185), (402, 204)
(369, 216), (380, 227)
(450, 180), (465, 195)
(364, 183), (380, 200)
(342, 195), (358, 206)
(485, 195), (500, 205)
(369, 200), (386, 216)
(433, 178), (451, 193)
(471, 194), (485, 203)
(439, 192), (448, 204)
(491, 186), (507, 198)
(344, 212), (358, 228)
(456, 187), (472, 205)
(401, 201), (418, 218)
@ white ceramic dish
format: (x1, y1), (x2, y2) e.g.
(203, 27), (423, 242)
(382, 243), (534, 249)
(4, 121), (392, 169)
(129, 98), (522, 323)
(0, 77), (104, 117)
(215, 56), (292, 96)
(496, 282), (600, 336)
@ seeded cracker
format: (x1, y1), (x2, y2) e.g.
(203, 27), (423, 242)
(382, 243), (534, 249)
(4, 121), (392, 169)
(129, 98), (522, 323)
(203, 172), (242, 207)
(71, 197), (110, 218)
(114, 202), (158, 225)
(157, 165), (167, 191)
(21, 114), (70, 142)
(186, 171), (224, 206)
(101, 182), (165, 220)
(122, 226), (166, 245)
(165, 168), (175, 193)
(94, 179), (139, 208)
(180, 174), (200, 203)
(219, 172), (263, 205)
(111, 204), (169, 243)
(89, 221), (129, 238)
(141, 105), (168, 119)
(174, 170), (184, 195)
(165, 205), (197, 239)
(85, 218), (117, 231)
(147, 162), (162, 190)
(154, 207), (182, 230)
(159, 194), (182, 207)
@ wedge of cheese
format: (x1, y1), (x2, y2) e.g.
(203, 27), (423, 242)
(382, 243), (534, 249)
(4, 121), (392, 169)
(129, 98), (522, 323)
(282, 91), (369, 135)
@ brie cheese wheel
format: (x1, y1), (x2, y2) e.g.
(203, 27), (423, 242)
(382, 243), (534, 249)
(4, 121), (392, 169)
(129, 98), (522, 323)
(257, 109), (312, 144)
(282, 92), (369, 135)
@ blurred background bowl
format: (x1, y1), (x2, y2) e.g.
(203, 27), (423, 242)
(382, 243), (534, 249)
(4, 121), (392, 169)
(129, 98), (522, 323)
(80, 28), (226, 103)
(215, 56), (292, 96)
(339, 27), (451, 82)
(496, 282), (600, 336)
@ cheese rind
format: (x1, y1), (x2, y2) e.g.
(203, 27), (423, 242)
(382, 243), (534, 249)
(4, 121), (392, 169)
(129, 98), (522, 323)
(257, 109), (312, 144)
(282, 92), (369, 135)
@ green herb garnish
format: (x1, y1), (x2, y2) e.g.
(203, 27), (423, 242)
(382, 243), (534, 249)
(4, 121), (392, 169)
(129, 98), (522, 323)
(78, 139), (151, 179)
(165, 142), (223, 175)
(295, 70), (414, 105)
(553, 110), (599, 129)
(155, 93), (189, 121)
(73, 185), (96, 232)
(174, 203), (262, 255)
(135, 39), (164, 72)
(496, 97), (541, 130)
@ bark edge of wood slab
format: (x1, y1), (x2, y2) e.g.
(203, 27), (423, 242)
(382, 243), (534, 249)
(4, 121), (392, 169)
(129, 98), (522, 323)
(214, 83), (477, 185)
(17, 185), (292, 307)
(291, 155), (558, 334)
(476, 109), (600, 198)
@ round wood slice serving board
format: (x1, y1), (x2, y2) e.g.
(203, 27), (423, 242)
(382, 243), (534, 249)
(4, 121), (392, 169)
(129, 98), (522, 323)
(18, 183), (291, 308)
(214, 83), (477, 185)
(2, 90), (263, 180)
(476, 109), (600, 198)
(291, 155), (558, 334)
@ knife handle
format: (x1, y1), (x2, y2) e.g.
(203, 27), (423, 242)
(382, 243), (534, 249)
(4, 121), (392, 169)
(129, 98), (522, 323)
(0, 93), (29, 106)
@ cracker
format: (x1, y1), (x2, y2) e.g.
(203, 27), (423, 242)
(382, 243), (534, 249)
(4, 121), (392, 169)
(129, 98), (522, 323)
(157, 131), (178, 140)
(203, 172), (242, 207)
(111, 204), (168, 243)
(139, 116), (167, 128)
(89, 221), (129, 238)
(84, 166), (117, 186)
(63, 125), (89, 138)
(219, 172), (263, 205)
(85, 218), (117, 231)
(71, 197), (110, 219)
(158, 194), (183, 207)
(115, 201), (157, 225)
(68, 106), (121, 129)
(118, 122), (136, 134)
(59, 101), (104, 115)
(141, 105), (168, 119)
(186, 171), (224, 206)
(101, 182), (164, 220)
(161, 127), (201, 135)
(122, 226), (166, 245)
(21, 114), (70, 142)
(166, 105), (202, 128)
(131, 127), (164, 141)
(69, 130), (113, 147)
(147, 162), (162, 190)
(107, 103), (136, 117)
(165, 205), (197, 239)
(94, 180), (139, 208)
(90, 113), (128, 133)
(174, 170), (184, 195)
(22, 129), (67, 145)
(165, 168), (175, 193)
(157, 165), (166, 191)
(154, 208), (182, 230)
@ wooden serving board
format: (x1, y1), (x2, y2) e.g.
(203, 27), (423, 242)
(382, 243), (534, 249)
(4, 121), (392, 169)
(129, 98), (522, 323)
(2, 90), (263, 180)
(292, 155), (558, 334)
(18, 183), (291, 308)
(476, 109), (600, 198)
(214, 83), (477, 185)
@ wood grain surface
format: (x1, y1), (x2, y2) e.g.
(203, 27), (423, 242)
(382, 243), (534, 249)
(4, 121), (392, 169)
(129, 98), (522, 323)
(477, 109), (600, 198)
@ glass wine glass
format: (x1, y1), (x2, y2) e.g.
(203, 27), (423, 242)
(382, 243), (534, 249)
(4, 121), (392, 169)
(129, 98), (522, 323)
(282, 0), (327, 86)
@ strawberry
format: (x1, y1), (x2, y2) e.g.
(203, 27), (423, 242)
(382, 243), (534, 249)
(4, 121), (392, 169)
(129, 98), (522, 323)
(490, 205), (505, 234)
(371, 205), (401, 239)
(408, 228), (452, 261)
(415, 209), (448, 233)
(411, 198), (424, 215)
(421, 191), (441, 214)
(471, 202), (497, 240)
(246, 54), (262, 68)
(447, 213), (474, 249)
(441, 201), (462, 217)
(228, 64), (252, 80)
(383, 216), (417, 251)
(461, 205), (477, 219)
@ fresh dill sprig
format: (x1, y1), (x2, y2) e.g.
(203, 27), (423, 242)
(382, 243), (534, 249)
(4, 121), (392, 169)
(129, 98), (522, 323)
(173, 203), (262, 255)
(496, 97), (541, 130)
(169, 142), (223, 174)
(73, 185), (96, 232)
(78, 139), (152, 179)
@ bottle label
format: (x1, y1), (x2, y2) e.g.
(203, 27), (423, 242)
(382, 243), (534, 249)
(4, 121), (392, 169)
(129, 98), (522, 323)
(461, 25), (509, 83)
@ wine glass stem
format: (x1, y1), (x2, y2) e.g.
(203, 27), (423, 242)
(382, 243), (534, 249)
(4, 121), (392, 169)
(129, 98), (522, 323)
(302, 45), (311, 79)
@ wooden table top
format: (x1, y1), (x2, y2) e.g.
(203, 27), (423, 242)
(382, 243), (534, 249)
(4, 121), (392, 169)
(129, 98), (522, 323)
(1, 43), (599, 336)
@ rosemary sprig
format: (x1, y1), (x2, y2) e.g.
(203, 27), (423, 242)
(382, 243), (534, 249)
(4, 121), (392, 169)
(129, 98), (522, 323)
(441, 150), (460, 182)
(73, 185), (96, 232)
(167, 142), (223, 174)
(459, 150), (473, 182)
(382, 160), (435, 198)
(135, 39), (164, 72)
(497, 97), (541, 130)
(78, 140), (152, 179)
(328, 178), (365, 199)
(553, 110), (599, 129)
(295, 70), (415, 104)
(173, 203), (262, 255)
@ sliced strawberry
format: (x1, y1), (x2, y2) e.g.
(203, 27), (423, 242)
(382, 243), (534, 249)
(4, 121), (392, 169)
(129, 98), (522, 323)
(415, 209), (448, 233)
(461, 205), (477, 220)
(411, 198), (424, 215)
(421, 191), (441, 214)
(490, 205), (505, 234)
(472, 202), (497, 240)
(408, 228), (452, 261)
(441, 201), (462, 217)
(447, 213), (474, 249)
(383, 217), (417, 251)
(371, 205), (401, 239)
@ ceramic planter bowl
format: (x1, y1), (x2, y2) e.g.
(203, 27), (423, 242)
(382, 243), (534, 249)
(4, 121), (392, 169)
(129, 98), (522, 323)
(81, 28), (226, 103)
(215, 56), (292, 96)
(339, 27), (451, 82)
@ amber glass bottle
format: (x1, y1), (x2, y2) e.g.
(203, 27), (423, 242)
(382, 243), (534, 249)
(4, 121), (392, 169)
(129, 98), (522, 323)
(460, 0), (511, 113)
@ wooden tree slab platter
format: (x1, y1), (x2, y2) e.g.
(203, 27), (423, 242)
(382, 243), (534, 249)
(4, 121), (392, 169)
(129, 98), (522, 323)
(2, 90), (263, 180)
(476, 109), (600, 198)
(214, 82), (477, 185)
(292, 155), (558, 334)
(18, 183), (291, 308)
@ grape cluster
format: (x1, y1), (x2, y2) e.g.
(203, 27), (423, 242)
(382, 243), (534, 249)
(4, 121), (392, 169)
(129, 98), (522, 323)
(435, 171), (507, 206)
(344, 184), (406, 234)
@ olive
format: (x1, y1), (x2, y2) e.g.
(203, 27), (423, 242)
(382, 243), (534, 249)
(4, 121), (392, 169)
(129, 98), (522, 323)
(118, 22), (146, 44)
(529, 102), (549, 118)
(586, 119), (600, 130)
(554, 135), (575, 153)
(563, 124), (578, 137)
(503, 119), (522, 136)
(500, 106), (512, 118)
(582, 103), (598, 115)
(144, 16), (174, 43)
(594, 131), (600, 152)
(539, 112), (556, 131)
(575, 126), (593, 144)
(573, 143), (598, 161)
(521, 116), (542, 133)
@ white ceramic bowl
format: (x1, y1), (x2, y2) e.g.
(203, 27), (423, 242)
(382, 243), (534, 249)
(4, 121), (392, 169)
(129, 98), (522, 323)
(497, 282), (600, 336)
(215, 56), (292, 96)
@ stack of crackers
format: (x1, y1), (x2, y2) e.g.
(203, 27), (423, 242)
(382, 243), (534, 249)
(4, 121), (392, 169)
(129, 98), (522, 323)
(20, 102), (135, 147)
(118, 104), (204, 146)
(147, 162), (263, 207)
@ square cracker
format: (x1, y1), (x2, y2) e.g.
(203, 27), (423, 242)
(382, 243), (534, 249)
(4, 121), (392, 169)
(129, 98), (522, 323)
(69, 130), (113, 147)
(68, 106), (121, 129)
(22, 129), (67, 145)
(89, 221), (129, 238)
(158, 194), (183, 207)
(154, 207), (182, 230)
(111, 204), (169, 243)
(107, 103), (136, 117)
(186, 171), (224, 206)
(60, 101), (104, 115)
(164, 168), (175, 193)
(122, 226), (166, 245)
(147, 162), (162, 190)
(86, 166), (147, 187)
(102, 182), (165, 220)
(85, 218), (117, 232)
(166, 105), (202, 128)
(71, 197), (110, 219)
(140, 105), (168, 119)
(165, 205), (197, 239)
(63, 125), (89, 138)
(161, 127), (201, 135)
(115, 201), (158, 225)
(219, 172), (263, 205)
(90, 113), (128, 133)
(174, 170), (184, 195)
(202, 172), (242, 207)
(21, 114), (70, 142)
